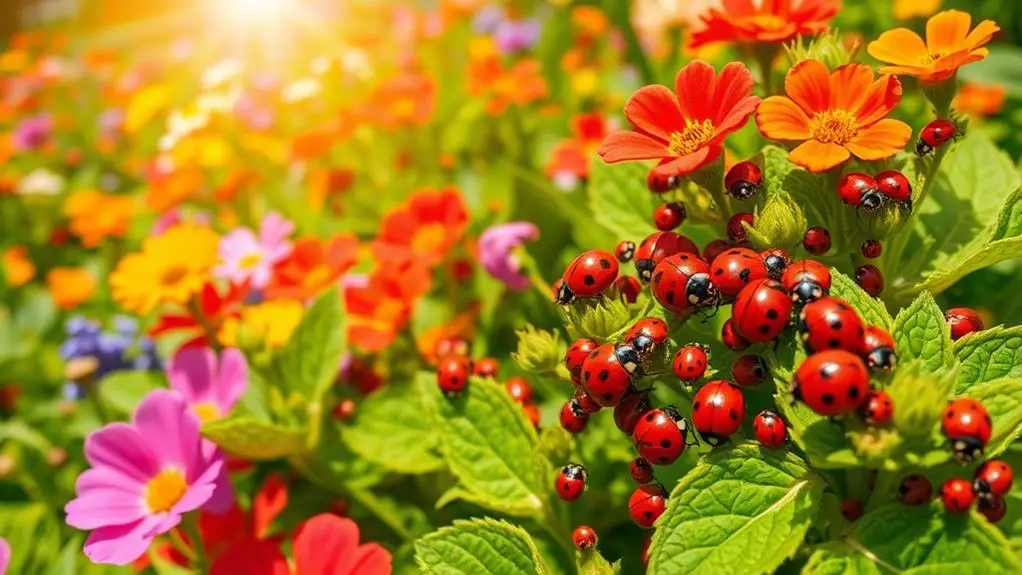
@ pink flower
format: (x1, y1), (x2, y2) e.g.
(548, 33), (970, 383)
(215, 212), (295, 289)
(0, 537), (9, 575)
(65, 390), (234, 565)
(168, 347), (248, 424)
(478, 222), (539, 291)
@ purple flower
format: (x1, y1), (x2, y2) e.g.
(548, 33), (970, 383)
(214, 211), (294, 290)
(494, 19), (541, 53)
(99, 108), (124, 138)
(473, 5), (505, 34)
(167, 347), (248, 424)
(478, 222), (539, 291)
(12, 114), (52, 151)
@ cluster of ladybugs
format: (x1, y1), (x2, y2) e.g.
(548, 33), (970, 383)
(434, 350), (543, 427)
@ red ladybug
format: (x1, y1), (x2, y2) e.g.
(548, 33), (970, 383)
(753, 409), (787, 449)
(557, 249), (619, 304)
(760, 248), (791, 281)
(634, 231), (700, 282)
(732, 279), (793, 343)
(691, 380), (745, 445)
(858, 390), (894, 425)
(725, 161), (762, 200)
(979, 495), (1007, 523)
(556, 463), (588, 501)
(647, 165), (680, 194)
(860, 240), (882, 259)
(945, 307), (984, 341)
(940, 478), (975, 513)
(523, 403), (540, 428)
(703, 239), (732, 264)
(781, 259), (832, 306)
(614, 276), (643, 304)
(732, 354), (767, 387)
(582, 343), (639, 407)
(942, 398), (992, 461)
(861, 325), (896, 370)
(614, 390), (653, 434)
(437, 354), (471, 397)
(334, 399), (357, 421)
(798, 296), (865, 354)
(632, 406), (690, 465)
(651, 252), (718, 314)
(473, 357), (499, 378)
(898, 474), (933, 505)
(625, 317), (669, 357)
(875, 170), (912, 206)
(792, 350), (870, 416)
(559, 398), (590, 433)
(573, 387), (602, 414)
(616, 240), (636, 263)
(722, 318), (750, 351)
(916, 119), (958, 156)
(673, 344), (709, 382)
(727, 212), (755, 243)
(629, 483), (667, 529)
(710, 247), (770, 299)
(855, 264), (884, 297)
(803, 226), (831, 255)
(974, 460), (1013, 499)
(837, 172), (878, 207)
(654, 202), (687, 231)
(505, 377), (533, 404)
(630, 457), (654, 484)
(573, 525), (598, 550)
(565, 338), (598, 382)
(840, 498), (862, 521)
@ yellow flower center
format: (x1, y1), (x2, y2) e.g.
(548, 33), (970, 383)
(808, 110), (857, 144)
(411, 223), (448, 255)
(745, 14), (786, 31)
(303, 264), (333, 289)
(144, 468), (188, 514)
(160, 264), (189, 288)
(667, 120), (715, 156)
(192, 401), (222, 424)
(239, 253), (262, 270)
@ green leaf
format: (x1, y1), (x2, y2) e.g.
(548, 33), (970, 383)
(959, 45), (1022, 98)
(341, 376), (443, 474)
(647, 444), (824, 575)
(578, 548), (620, 575)
(887, 360), (956, 440)
(0, 502), (61, 574)
(414, 518), (550, 575)
(803, 542), (883, 575)
(98, 370), (163, 416)
(512, 324), (564, 374)
(892, 291), (953, 373)
(588, 159), (658, 241)
(201, 416), (309, 460)
(960, 377), (1022, 458)
(829, 270), (893, 329)
(564, 297), (635, 343)
(954, 325), (1022, 393)
(422, 375), (547, 517)
(271, 286), (345, 403)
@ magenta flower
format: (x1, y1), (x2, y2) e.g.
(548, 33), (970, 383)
(12, 113), (52, 151)
(478, 222), (539, 291)
(214, 211), (294, 289)
(0, 537), (9, 575)
(168, 347), (247, 424)
(65, 390), (233, 565)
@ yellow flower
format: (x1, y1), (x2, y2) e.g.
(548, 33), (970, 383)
(47, 267), (97, 309)
(219, 300), (304, 349)
(2, 245), (35, 287)
(63, 190), (135, 248)
(893, 0), (941, 21)
(110, 225), (220, 314)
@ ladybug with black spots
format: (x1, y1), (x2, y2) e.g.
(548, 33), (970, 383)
(581, 343), (639, 407)
(557, 249), (619, 305)
(673, 344), (709, 383)
(565, 338), (598, 383)
(836, 172), (880, 211)
(875, 170), (912, 209)
(945, 307), (984, 341)
(614, 390), (653, 434)
(781, 259), (831, 306)
(632, 406), (691, 466)
(861, 325), (897, 370)
(722, 318), (750, 351)
(625, 317), (669, 358)
(654, 202), (687, 231)
(616, 240), (636, 263)
(942, 398), (992, 462)
(860, 240), (882, 259)
(974, 460), (1013, 500)
(505, 377), (533, 404)
(753, 409), (787, 449)
(855, 264), (884, 297)
(629, 483), (668, 529)
(727, 212), (755, 243)
(559, 398), (590, 433)
(803, 226), (832, 255)
(732, 279), (793, 343)
(647, 165), (680, 194)
(710, 247), (770, 300)
(979, 496), (1007, 523)
(898, 474), (932, 505)
(940, 478), (975, 513)
(634, 231), (700, 283)
(840, 498), (862, 521)
(691, 380), (746, 446)
(792, 350), (870, 417)
(436, 354), (472, 397)
(916, 119), (958, 156)
(555, 463), (588, 502)
(614, 276), (643, 304)
(725, 161), (762, 200)
(473, 357), (499, 378)
(760, 248), (790, 280)
(630, 457), (654, 484)
(798, 296), (865, 354)
(651, 252), (718, 314)
(573, 388), (602, 414)
(732, 354), (767, 387)
(703, 239), (732, 264)
(858, 390), (894, 425)
(573, 526), (598, 550)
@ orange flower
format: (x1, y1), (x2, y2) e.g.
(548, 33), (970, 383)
(375, 188), (468, 265)
(867, 10), (999, 82)
(2, 245), (35, 287)
(547, 113), (609, 181)
(265, 235), (359, 301)
(416, 311), (477, 364)
(368, 72), (436, 129)
(47, 267), (96, 309)
(63, 190), (135, 247)
(346, 260), (431, 353)
(757, 60), (911, 172)
(690, 0), (841, 48)
(954, 83), (1006, 116)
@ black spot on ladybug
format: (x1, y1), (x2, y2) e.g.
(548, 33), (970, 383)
(599, 259), (612, 269)
(693, 401), (701, 410)
(687, 366), (694, 372)
(584, 370), (591, 381)
(759, 325), (771, 334)
(848, 386), (860, 399)
(831, 320), (843, 330)
(821, 393), (835, 405)
(729, 410), (738, 420)
(739, 269), (750, 281)
(680, 254), (689, 260)
(657, 456), (668, 463)
(858, 326), (865, 336)
(829, 339), (841, 348)
(603, 393), (613, 400)
(660, 439), (671, 448)
(837, 303), (849, 310)
(666, 291), (675, 304)
(715, 268), (724, 275)
(584, 275), (596, 286)
(766, 309), (778, 319)
(646, 413), (655, 421)
(599, 370), (609, 381)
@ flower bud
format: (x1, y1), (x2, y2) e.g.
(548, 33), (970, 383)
(746, 190), (806, 251)
(564, 298), (632, 342)
(512, 325), (563, 374)
(785, 30), (859, 69)
(851, 201), (909, 240)
(540, 426), (572, 463)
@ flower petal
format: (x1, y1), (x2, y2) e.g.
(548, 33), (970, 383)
(83, 516), (162, 566)
(212, 540), (289, 575)
(84, 422), (159, 483)
(926, 10), (972, 55)
(785, 59), (831, 115)
(756, 97), (811, 140)
(854, 74), (903, 128)
(845, 119), (912, 161)
(168, 347), (217, 405)
(709, 62), (758, 130)
(654, 145), (719, 178)
(829, 64), (873, 113)
(623, 85), (685, 141)
(674, 60), (717, 122)
(132, 390), (201, 476)
(338, 543), (393, 575)
(65, 468), (145, 530)
(597, 132), (668, 163)
(214, 348), (248, 412)
(788, 140), (850, 173)
(963, 20), (999, 52)
(293, 514), (360, 575)
(867, 28), (929, 67)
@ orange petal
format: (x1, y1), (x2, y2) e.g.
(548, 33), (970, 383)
(867, 28), (928, 67)
(756, 96), (811, 140)
(963, 20), (999, 52)
(876, 64), (939, 80)
(845, 119), (912, 161)
(926, 10), (971, 55)
(829, 64), (874, 114)
(785, 59), (831, 115)
(722, 0), (757, 15)
(597, 131), (668, 162)
(854, 74), (902, 128)
(655, 145), (720, 177)
(788, 140), (850, 173)
(624, 85), (686, 141)
(674, 60), (717, 122)
(709, 62), (756, 125)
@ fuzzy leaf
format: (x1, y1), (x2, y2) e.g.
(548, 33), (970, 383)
(892, 292), (953, 373)
(959, 377), (1022, 458)
(271, 286), (345, 403)
(578, 549), (620, 575)
(588, 159), (658, 241)
(414, 518), (549, 575)
(829, 270), (893, 329)
(201, 417), (308, 460)
(647, 444), (824, 575)
(954, 325), (1022, 393)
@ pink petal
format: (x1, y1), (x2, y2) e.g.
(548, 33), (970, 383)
(0, 536), (11, 575)
(171, 458), (225, 516)
(84, 423), (159, 483)
(82, 516), (162, 566)
(132, 390), (201, 478)
(168, 347), (218, 405)
(214, 348), (248, 413)
(65, 469), (146, 530)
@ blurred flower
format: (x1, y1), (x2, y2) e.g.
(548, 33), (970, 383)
(65, 390), (233, 565)
(47, 267), (97, 309)
(495, 19), (541, 53)
(99, 108), (125, 138)
(168, 347), (248, 424)
(282, 77), (322, 104)
(150, 283), (247, 348)
(265, 235), (358, 301)
(12, 113), (52, 151)
(690, 0), (840, 48)
(757, 60), (911, 172)
(473, 5), (505, 33)
(367, 73), (436, 129)
(110, 225), (220, 314)
(63, 190), (135, 247)
(478, 222), (539, 291)
(60, 316), (160, 386)
(867, 10), (998, 82)
(0, 536), (8, 575)
(16, 168), (63, 196)
(893, 0), (941, 20)
(346, 254), (431, 352)
(215, 212), (295, 290)
(468, 46), (548, 114)
(599, 60), (760, 177)
(2, 245), (35, 287)
(547, 113), (611, 183)
(219, 300), (304, 349)
(417, 312), (477, 364)
(376, 188), (468, 265)
(954, 82), (1006, 116)
(152, 207), (212, 236)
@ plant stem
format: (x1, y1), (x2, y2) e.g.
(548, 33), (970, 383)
(187, 296), (222, 353)
(539, 507), (575, 563)
(181, 513), (209, 573)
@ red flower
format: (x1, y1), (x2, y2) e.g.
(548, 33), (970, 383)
(266, 235), (359, 301)
(149, 282), (247, 348)
(598, 60), (760, 177)
(346, 250), (432, 352)
(690, 0), (841, 48)
(547, 113), (609, 181)
(375, 187), (468, 266)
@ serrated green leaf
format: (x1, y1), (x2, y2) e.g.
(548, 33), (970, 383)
(892, 292), (953, 373)
(888, 360), (957, 439)
(960, 377), (1022, 458)
(775, 389), (859, 469)
(564, 296), (636, 342)
(98, 370), (163, 416)
(578, 549), (620, 575)
(803, 541), (884, 575)
(954, 325), (1022, 393)
(588, 159), (659, 241)
(414, 518), (549, 575)
(271, 286), (345, 403)
(647, 444), (824, 575)
(513, 324), (564, 374)
(201, 417), (309, 460)
(341, 376), (443, 474)
(829, 270), (892, 329)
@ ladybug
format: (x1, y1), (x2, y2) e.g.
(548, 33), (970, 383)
(837, 172), (878, 207)
(625, 317), (669, 358)
(732, 354), (767, 387)
(573, 526), (598, 550)
(630, 457), (654, 484)
(523, 403), (540, 429)
(798, 296), (865, 354)
(974, 460), (1014, 499)
(616, 240), (636, 263)
(505, 377), (533, 404)
(334, 399), (357, 421)
(942, 398), (992, 462)
(840, 498), (862, 521)
(875, 170), (912, 206)
(803, 226), (831, 255)
(727, 212), (755, 244)
(650, 253), (718, 314)
(555, 463), (587, 501)
(634, 231), (700, 283)
(654, 202), (687, 231)
(614, 276), (643, 304)
(573, 387), (602, 414)
(916, 119), (958, 156)
(725, 161), (762, 200)
(860, 239), (882, 259)
(673, 344), (709, 382)
(945, 307), (984, 341)
(629, 483), (667, 529)
(753, 409), (787, 449)
(559, 398), (590, 433)
(710, 247), (770, 299)
(781, 259), (832, 306)
(473, 357), (499, 378)
(614, 390), (653, 434)
(703, 239), (732, 264)
(861, 325), (896, 370)
(732, 279), (793, 343)
(855, 264), (884, 297)
(792, 350), (870, 417)
(581, 343), (637, 407)
(647, 164), (680, 194)
(691, 380), (745, 446)
(940, 478), (975, 513)
(557, 249), (619, 304)
(898, 474), (933, 505)
(436, 354), (471, 397)
(722, 318), (750, 351)
(858, 390), (894, 425)
(565, 338), (598, 383)
(978, 495), (1007, 523)
(760, 248), (791, 281)
(632, 406), (690, 465)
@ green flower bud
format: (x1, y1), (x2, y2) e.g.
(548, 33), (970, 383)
(747, 190), (807, 251)
(512, 325), (564, 374)
(850, 201), (910, 240)
(784, 30), (859, 69)
(539, 426), (572, 463)
(564, 298), (632, 343)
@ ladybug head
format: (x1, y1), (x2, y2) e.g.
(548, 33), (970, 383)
(685, 273), (718, 307)
(635, 259), (654, 282)
(915, 139), (933, 156)
(631, 334), (656, 357)
(615, 344), (641, 374)
(563, 463), (587, 481)
(728, 180), (757, 200)
(791, 280), (825, 306)
(867, 347), (897, 371)
(555, 282), (575, 305)
(764, 254), (787, 281)
(952, 437), (984, 463)
(662, 405), (683, 423)
(860, 189), (884, 213)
